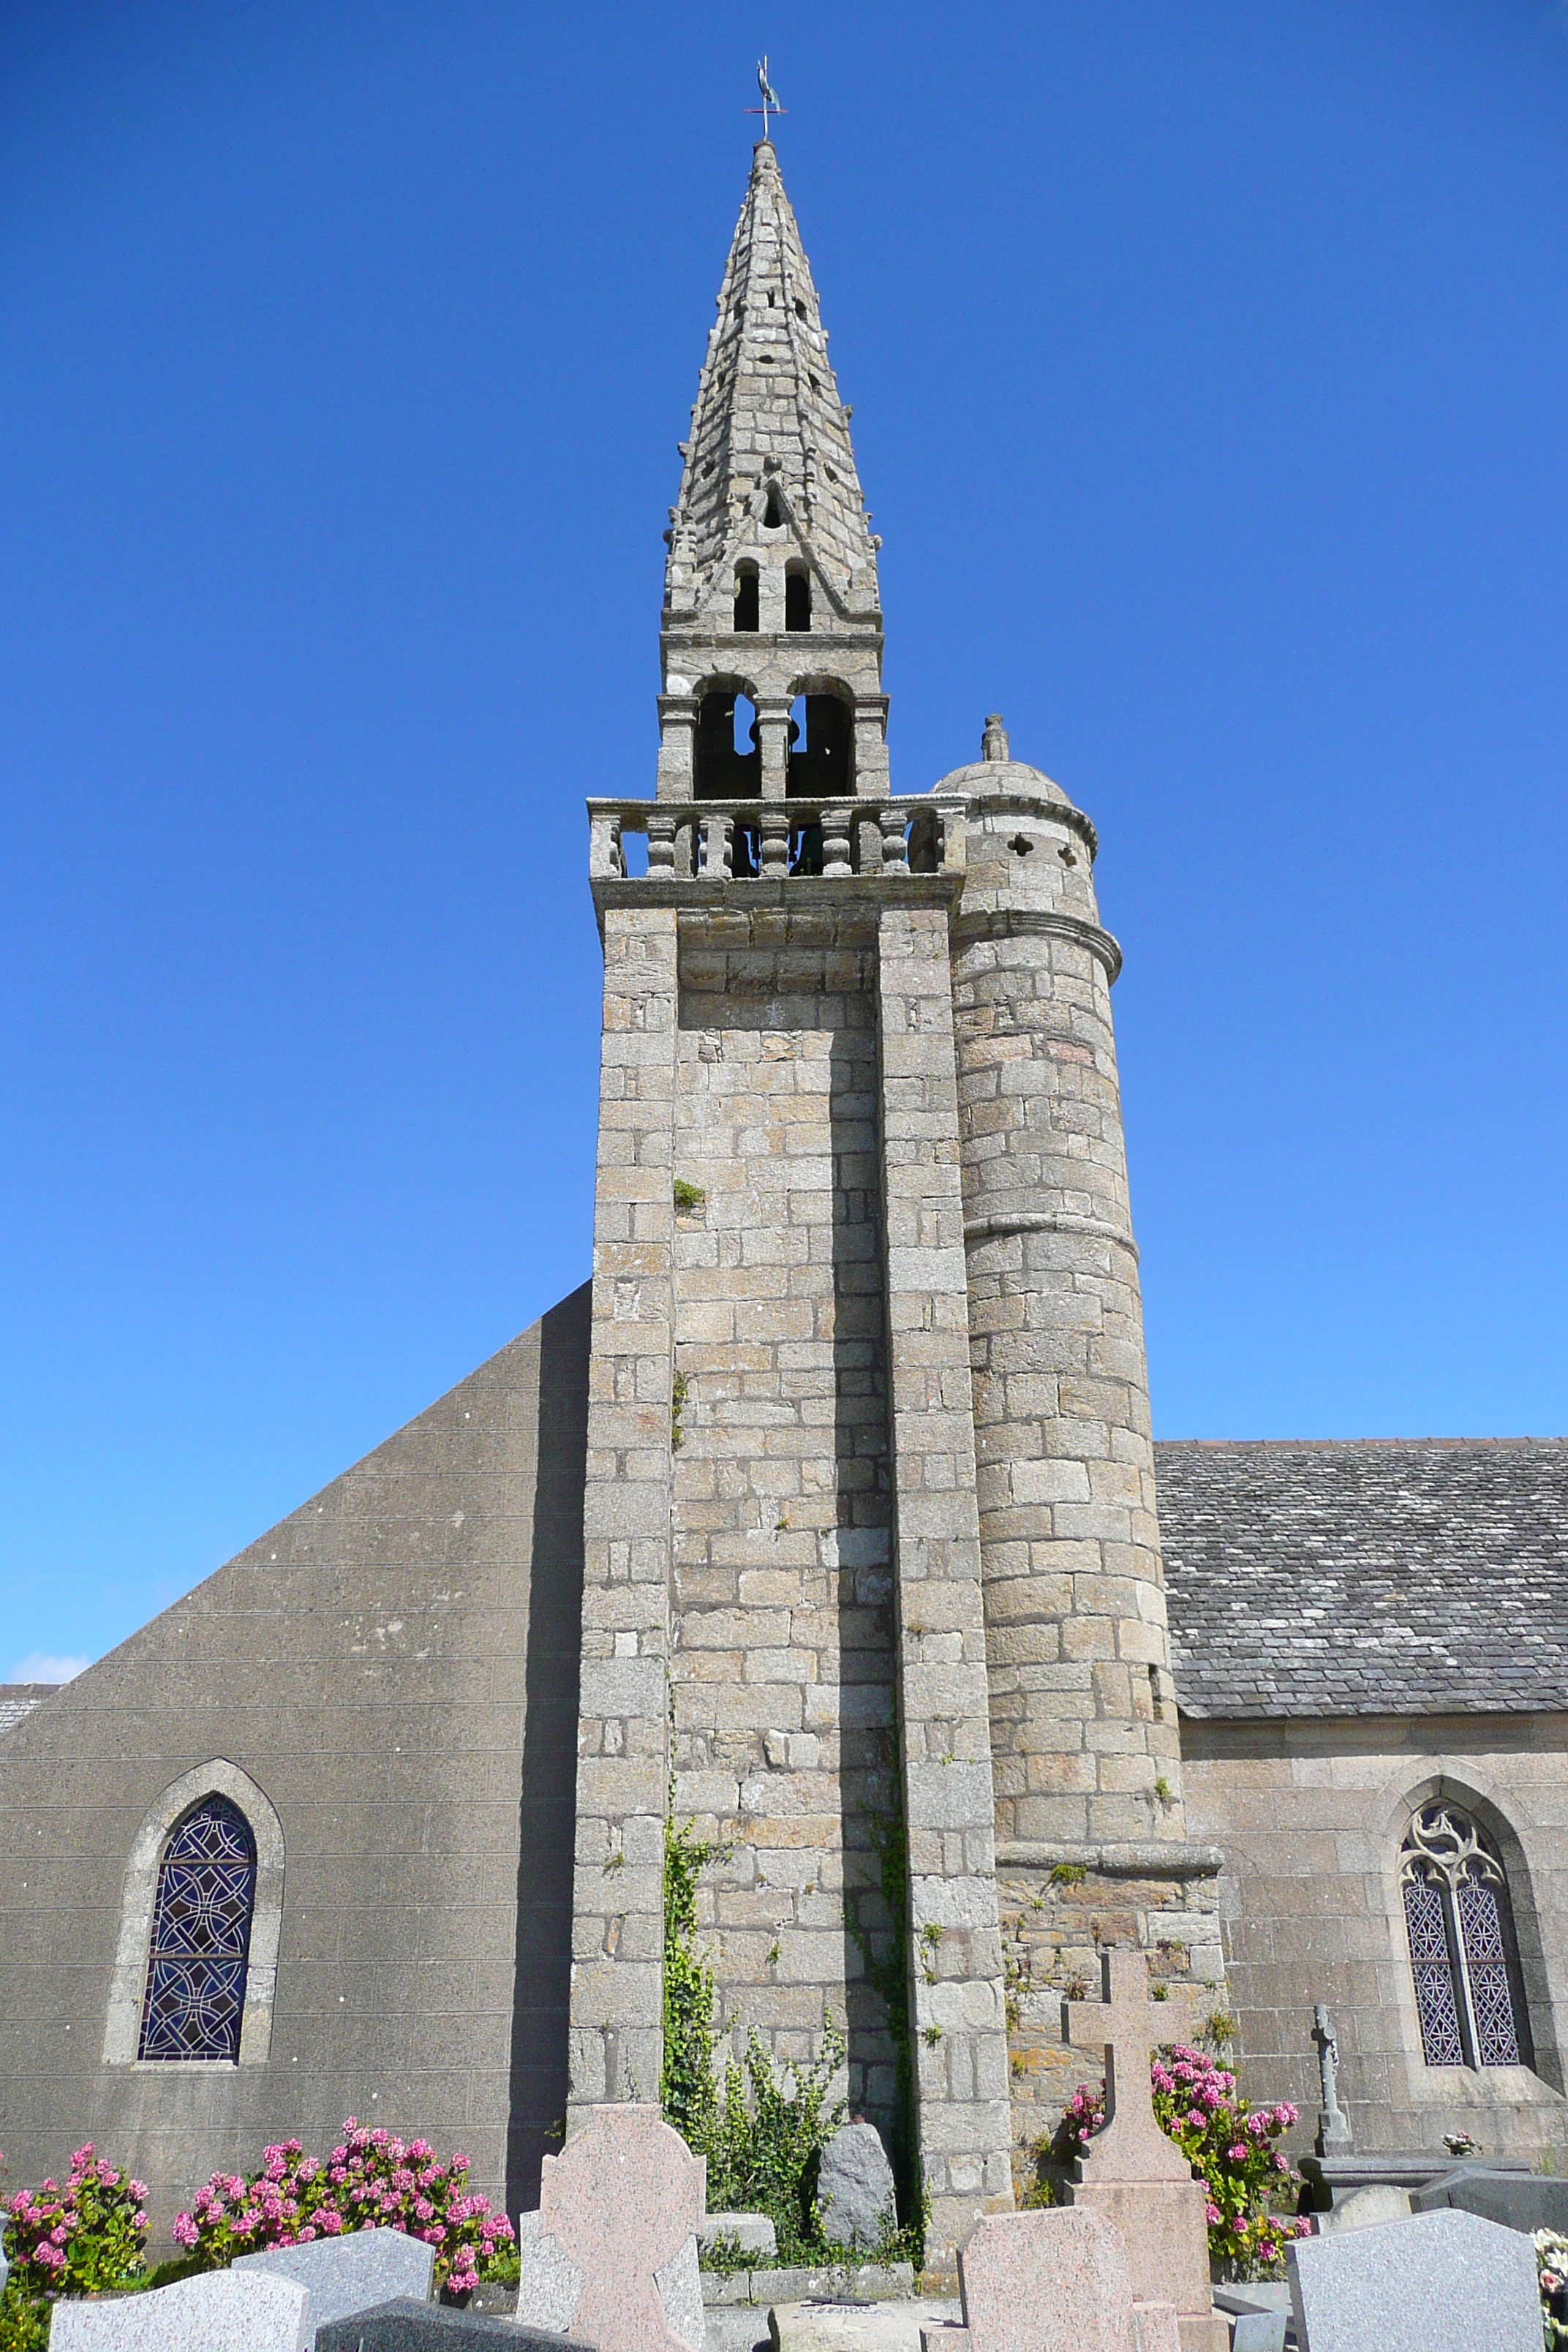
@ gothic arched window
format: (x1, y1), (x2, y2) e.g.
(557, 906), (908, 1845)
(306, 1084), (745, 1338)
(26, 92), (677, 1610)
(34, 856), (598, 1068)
(137, 1795), (257, 2062)
(1401, 1801), (1531, 2071)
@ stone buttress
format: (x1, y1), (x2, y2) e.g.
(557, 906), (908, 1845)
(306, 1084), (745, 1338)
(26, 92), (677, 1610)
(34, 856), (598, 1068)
(567, 143), (1014, 2268)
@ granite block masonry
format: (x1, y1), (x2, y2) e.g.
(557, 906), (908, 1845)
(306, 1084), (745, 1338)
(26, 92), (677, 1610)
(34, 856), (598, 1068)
(1287, 2207), (1540, 2352)
(235, 2223), (436, 2329)
(49, 2268), (310, 2351)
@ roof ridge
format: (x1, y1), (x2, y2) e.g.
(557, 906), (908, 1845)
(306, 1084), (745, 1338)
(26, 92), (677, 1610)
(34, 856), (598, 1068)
(1155, 1434), (1568, 1451)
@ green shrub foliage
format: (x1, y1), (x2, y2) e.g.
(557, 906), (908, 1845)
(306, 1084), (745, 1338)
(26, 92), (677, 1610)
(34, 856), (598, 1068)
(1, 2143), (149, 2351)
(663, 1817), (867, 2262)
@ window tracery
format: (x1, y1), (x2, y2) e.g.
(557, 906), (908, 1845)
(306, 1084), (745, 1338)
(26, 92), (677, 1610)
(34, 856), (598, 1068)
(137, 1796), (257, 2062)
(1400, 1801), (1529, 2070)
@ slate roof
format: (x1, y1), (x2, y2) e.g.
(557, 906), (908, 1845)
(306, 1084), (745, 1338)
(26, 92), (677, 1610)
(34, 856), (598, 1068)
(0, 1684), (59, 1735)
(1155, 1438), (1568, 1720)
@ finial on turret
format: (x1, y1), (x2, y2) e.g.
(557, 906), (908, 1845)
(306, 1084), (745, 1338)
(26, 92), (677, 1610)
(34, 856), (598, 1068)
(981, 713), (1010, 762)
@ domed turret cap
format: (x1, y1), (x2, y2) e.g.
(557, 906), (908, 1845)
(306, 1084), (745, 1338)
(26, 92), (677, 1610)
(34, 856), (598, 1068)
(932, 713), (1076, 807)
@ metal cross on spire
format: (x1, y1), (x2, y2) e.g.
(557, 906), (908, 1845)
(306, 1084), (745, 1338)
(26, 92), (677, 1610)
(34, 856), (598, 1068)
(744, 57), (785, 139)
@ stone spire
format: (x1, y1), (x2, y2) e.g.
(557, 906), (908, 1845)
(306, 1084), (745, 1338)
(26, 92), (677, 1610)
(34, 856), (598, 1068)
(656, 143), (889, 802)
(664, 141), (881, 625)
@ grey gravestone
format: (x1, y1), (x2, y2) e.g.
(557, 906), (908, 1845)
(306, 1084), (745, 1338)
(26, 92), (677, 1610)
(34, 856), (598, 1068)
(1287, 2207), (1539, 2352)
(513, 2208), (585, 2334)
(1317, 2182), (1411, 2234)
(700, 2212), (778, 2260)
(235, 2223), (435, 2327)
(1411, 2164), (1568, 2235)
(655, 2232), (705, 2348)
(816, 2121), (896, 2253)
(50, 2268), (309, 2350)
(314, 2301), (581, 2351)
(1232, 2316), (1287, 2352)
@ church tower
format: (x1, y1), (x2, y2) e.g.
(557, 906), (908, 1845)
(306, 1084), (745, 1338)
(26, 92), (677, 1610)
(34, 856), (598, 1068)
(566, 140), (1219, 2264)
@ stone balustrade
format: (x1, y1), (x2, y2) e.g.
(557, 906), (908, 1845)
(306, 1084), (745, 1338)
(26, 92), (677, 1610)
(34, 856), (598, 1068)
(586, 796), (962, 883)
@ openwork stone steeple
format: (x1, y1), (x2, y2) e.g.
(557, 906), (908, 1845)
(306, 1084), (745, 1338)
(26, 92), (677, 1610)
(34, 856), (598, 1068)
(657, 142), (888, 802)
(665, 141), (880, 621)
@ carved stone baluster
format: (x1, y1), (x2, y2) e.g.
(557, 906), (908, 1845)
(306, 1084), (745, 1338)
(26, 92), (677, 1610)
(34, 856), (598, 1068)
(821, 804), (852, 877)
(879, 805), (909, 872)
(759, 807), (791, 877)
(700, 813), (734, 878)
(589, 812), (624, 878)
(674, 819), (696, 878)
(647, 814), (676, 873)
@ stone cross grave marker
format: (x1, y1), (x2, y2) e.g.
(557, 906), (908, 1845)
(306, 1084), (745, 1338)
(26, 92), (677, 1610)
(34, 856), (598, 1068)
(534, 2102), (706, 2352)
(1060, 1949), (1229, 2352)
(1063, 1949), (1204, 2185)
(1311, 2003), (1353, 2156)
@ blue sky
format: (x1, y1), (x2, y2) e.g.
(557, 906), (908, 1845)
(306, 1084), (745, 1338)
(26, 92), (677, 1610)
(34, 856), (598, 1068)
(3, 0), (1567, 1679)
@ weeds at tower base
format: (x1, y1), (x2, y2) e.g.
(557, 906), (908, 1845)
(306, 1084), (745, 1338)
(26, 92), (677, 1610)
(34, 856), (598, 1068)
(660, 1813), (925, 2269)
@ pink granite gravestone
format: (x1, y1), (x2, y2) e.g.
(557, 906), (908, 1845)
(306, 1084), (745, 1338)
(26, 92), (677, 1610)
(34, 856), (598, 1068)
(952, 2207), (1136, 2352)
(538, 2102), (706, 2352)
(917, 2209), (1183, 2352)
(1062, 1951), (1229, 2352)
(1129, 2300), (1183, 2352)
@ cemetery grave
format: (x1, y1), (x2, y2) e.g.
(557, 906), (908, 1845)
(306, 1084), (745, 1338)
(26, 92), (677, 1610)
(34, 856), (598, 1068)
(1286, 2205), (1542, 2352)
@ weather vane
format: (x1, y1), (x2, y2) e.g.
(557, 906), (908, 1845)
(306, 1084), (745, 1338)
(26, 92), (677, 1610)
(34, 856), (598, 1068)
(745, 57), (785, 140)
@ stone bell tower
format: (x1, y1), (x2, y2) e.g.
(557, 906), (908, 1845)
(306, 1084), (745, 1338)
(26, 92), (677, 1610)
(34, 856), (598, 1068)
(565, 141), (1218, 2262)
(657, 137), (889, 818)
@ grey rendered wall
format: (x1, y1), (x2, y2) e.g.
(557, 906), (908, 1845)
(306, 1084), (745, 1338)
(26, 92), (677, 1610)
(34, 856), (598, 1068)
(0, 1284), (589, 2235)
(1183, 1711), (1568, 2163)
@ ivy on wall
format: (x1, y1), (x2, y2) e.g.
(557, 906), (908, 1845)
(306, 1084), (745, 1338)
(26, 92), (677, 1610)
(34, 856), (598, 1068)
(660, 1814), (923, 2266)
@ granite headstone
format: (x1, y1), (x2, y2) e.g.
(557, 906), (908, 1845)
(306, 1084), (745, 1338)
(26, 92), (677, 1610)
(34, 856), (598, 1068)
(953, 2206), (1137, 2352)
(1287, 2206), (1540, 2352)
(49, 2268), (310, 2350)
(525, 2102), (706, 2352)
(513, 2207), (585, 2334)
(701, 2211), (778, 2260)
(314, 2301), (580, 2351)
(816, 2122), (897, 2253)
(1128, 2301), (1180, 2352)
(1316, 2182), (1411, 2234)
(1411, 2164), (1568, 2235)
(235, 2222), (436, 2327)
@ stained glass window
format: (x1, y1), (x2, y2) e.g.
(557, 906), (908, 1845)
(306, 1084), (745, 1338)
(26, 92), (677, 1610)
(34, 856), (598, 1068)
(1399, 1803), (1529, 2072)
(137, 1796), (257, 2062)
